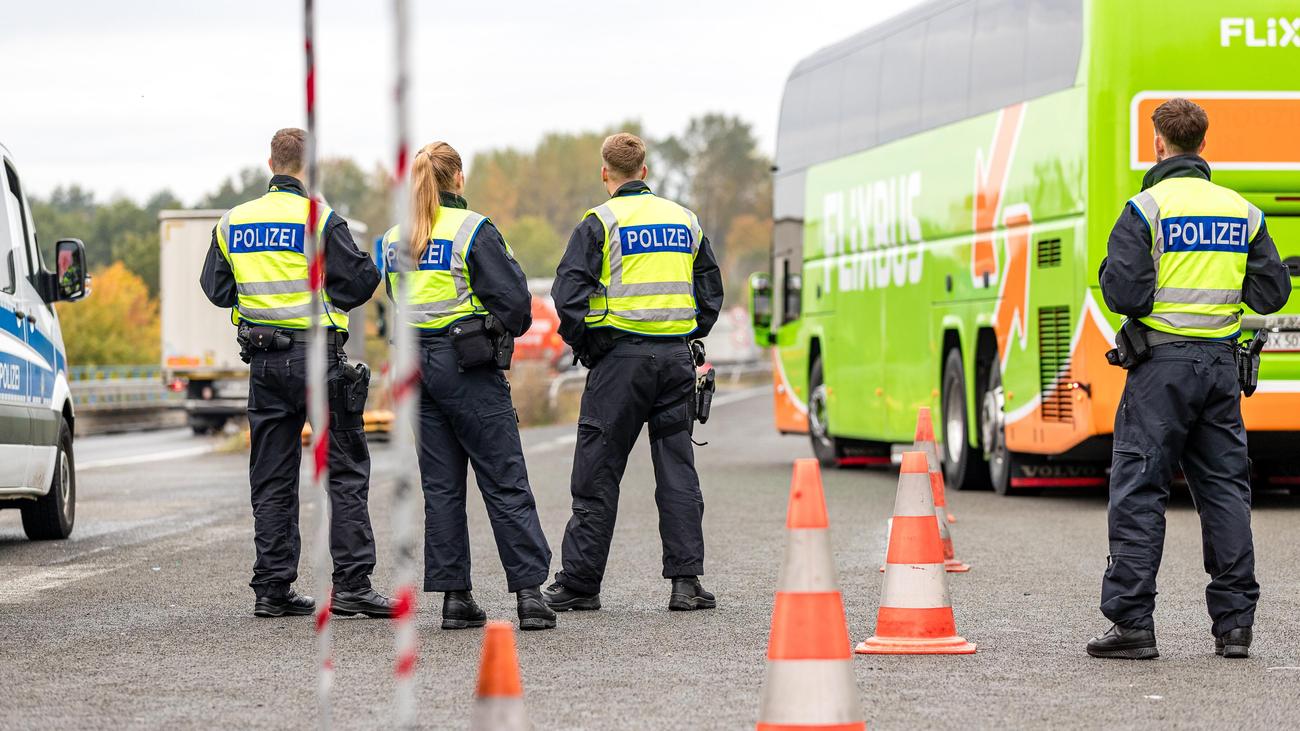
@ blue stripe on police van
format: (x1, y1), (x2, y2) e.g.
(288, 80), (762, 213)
(227, 222), (306, 254)
(620, 223), (693, 256)
(1161, 216), (1250, 254)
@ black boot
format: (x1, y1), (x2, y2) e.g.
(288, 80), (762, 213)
(442, 590), (487, 630)
(542, 581), (601, 611)
(331, 587), (397, 619)
(668, 577), (716, 611)
(517, 586), (557, 631)
(1087, 624), (1158, 659)
(254, 589), (315, 618)
(1215, 627), (1252, 659)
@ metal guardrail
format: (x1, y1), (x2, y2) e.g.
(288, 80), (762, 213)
(67, 364), (181, 413)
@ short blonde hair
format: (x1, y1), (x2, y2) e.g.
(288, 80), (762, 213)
(601, 133), (646, 179)
(270, 128), (306, 174)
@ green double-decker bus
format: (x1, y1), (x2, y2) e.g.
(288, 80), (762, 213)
(750, 0), (1300, 493)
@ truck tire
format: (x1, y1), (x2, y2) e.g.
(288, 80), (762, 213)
(981, 356), (1033, 495)
(808, 357), (840, 468)
(22, 420), (75, 540)
(941, 348), (988, 491)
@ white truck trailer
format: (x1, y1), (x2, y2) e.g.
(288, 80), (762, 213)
(159, 210), (369, 434)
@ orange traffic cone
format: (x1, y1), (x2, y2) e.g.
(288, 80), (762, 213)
(914, 407), (956, 524)
(931, 470), (969, 573)
(856, 452), (976, 655)
(470, 621), (530, 731)
(757, 458), (865, 730)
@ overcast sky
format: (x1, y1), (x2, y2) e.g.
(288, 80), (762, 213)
(0, 0), (922, 204)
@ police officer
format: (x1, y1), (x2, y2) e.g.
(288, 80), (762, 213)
(382, 142), (555, 631)
(1088, 100), (1291, 659)
(544, 133), (724, 612)
(200, 128), (395, 618)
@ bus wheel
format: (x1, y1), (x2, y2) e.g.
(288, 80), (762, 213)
(981, 358), (1033, 495)
(941, 348), (988, 491)
(808, 358), (839, 468)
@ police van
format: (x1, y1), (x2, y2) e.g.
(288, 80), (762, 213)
(0, 142), (89, 539)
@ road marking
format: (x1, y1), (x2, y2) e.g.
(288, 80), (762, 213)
(0, 565), (112, 604)
(80, 445), (217, 471)
(709, 386), (769, 408)
(1267, 666), (1300, 671)
(527, 433), (576, 455)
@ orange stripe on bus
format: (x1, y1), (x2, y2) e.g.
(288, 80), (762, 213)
(1135, 97), (1300, 166)
(875, 606), (958, 639)
(885, 516), (945, 565)
(767, 592), (852, 660)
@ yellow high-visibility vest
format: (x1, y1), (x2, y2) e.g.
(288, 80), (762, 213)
(216, 187), (347, 331)
(381, 206), (488, 330)
(1129, 177), (1263, 339)
(584, 192), (700, 336)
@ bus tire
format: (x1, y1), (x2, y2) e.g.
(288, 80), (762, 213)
(21, 419), (75, 541)
(807, 357), (840, 468)
(982, 357), (1034, 495)
(941, 348), (988, 491)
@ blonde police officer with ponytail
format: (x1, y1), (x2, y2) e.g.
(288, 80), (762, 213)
(200, 128), (395, 619)
(1087, 100), (1291, 661)
(382, 142), (555, 632)
(546, 133), (724, 613)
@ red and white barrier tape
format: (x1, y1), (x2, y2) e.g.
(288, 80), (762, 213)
(303, 1), (334, 728)
(389, 0), (421, 726)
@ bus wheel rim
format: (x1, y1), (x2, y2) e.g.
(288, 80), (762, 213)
(810, 384), (832, 447)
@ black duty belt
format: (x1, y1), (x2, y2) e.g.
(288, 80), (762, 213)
(285, 329), (347, 346)
(610, 331), (687, 344)
(1146, 330), (1233, 348)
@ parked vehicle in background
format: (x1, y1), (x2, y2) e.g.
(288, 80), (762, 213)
(0, 141), (90, 539)
(160, 209), (369, 434)
(751, 0), (1300, 493)
(516, 278), (569, 370)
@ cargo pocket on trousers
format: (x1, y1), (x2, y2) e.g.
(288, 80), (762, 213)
(648, 399), (692, 441)
(572, 416), (608, 499)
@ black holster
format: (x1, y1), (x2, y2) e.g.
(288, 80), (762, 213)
(1106, 319), (1152, 370)
(1237, 330), (1268, 397)
(575, 329), (617, 369)
(695, 367), (716, 424)
(330, 362), (369, 430)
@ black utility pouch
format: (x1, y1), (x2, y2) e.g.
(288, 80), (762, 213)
(247, 325), (293, 353)
(1105, 319), (1152, 370)
(450, 317), (495, 370)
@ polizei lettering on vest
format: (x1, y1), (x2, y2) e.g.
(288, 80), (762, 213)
(229, 222), (306, 254)
(821, 170), (924, 293)
(1161, 215), (1250, 253)
(620, 224), (693, 256)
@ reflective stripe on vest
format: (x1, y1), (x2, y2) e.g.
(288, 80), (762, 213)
(584, 193), (700, 336)
(1128, 177), (1260, 339)
(383, 207), (487, 330)
(216, 189), (346, 331)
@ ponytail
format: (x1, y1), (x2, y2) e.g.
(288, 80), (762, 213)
(407, 141), (463, 263)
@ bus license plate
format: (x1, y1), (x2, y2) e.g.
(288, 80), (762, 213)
(1264, 331), (1300, 352)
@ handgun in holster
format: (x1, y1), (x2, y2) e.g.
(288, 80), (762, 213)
(330, 361), (370, 430)
(690, 340), (716, 424)
(1236, 329), (1268, 397)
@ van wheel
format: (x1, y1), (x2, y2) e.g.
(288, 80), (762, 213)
(941, 348), (988, 491)
(22, 420), (75, 540)
(808, 358), (840, 468)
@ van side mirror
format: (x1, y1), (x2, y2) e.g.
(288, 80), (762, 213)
(54, 239), (89, 302)
(748, 271), (774, 345)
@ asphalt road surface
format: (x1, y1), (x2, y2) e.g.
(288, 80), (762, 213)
(2, 388), (1299, 729)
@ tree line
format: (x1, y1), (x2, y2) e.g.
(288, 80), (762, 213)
(38, 114), (772, 365)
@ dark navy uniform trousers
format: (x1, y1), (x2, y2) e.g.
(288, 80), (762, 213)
(1102, 340), (1259, 637)
(416, 336), (551, 593)
(246, 344), (376, 598)
(556, 336), (705, 595)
